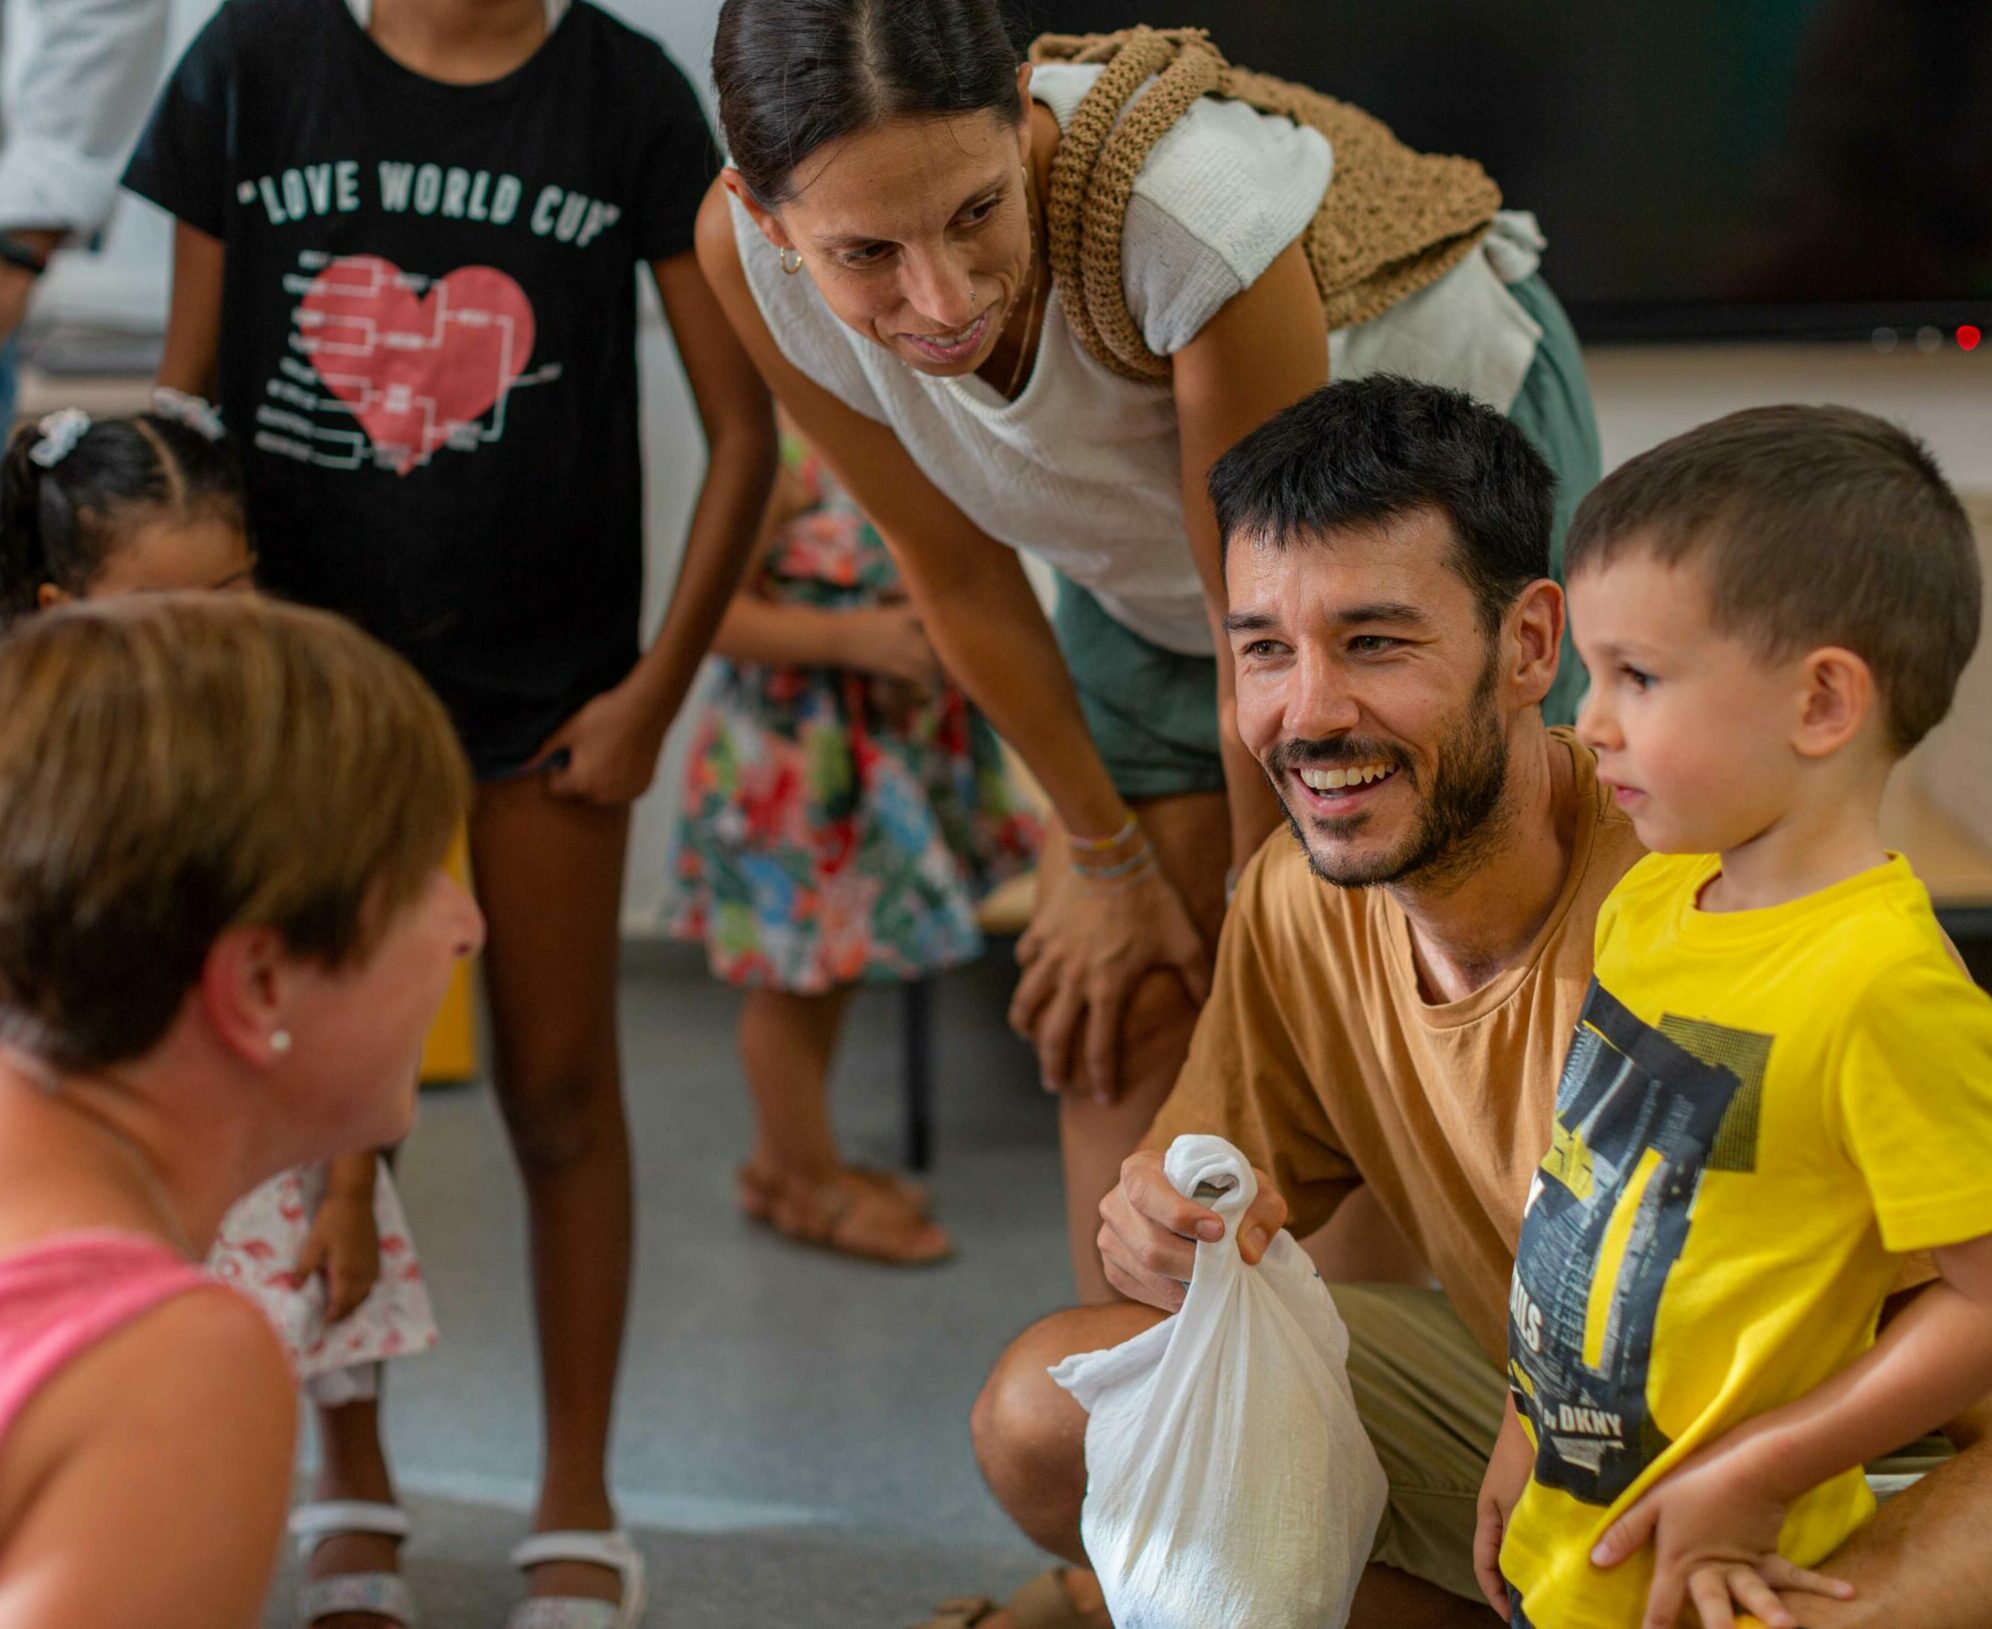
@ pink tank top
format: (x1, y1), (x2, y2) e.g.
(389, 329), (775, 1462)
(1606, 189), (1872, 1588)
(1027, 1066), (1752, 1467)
(0, 1231), (213, 1450)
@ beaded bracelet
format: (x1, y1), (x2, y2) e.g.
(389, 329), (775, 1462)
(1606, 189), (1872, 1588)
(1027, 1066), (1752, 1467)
(1068, 812), (1140, 854)
(1070, 842), (1158, 885)
(1069, 857), (1161, 893)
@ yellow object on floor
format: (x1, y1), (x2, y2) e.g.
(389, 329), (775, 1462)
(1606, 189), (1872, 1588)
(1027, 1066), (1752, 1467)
(420, 835), (478, 1083)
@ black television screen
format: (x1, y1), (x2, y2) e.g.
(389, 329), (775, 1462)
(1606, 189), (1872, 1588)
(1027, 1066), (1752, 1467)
(1012, 0), (1992, 343)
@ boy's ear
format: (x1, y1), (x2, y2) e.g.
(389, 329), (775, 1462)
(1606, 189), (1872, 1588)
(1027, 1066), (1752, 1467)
(1792, 646), (1876, 759)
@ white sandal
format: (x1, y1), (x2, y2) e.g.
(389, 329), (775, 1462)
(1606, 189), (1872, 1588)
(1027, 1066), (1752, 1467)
(504, 1530), (647, 1629)
(290, 1500), (417, 1628)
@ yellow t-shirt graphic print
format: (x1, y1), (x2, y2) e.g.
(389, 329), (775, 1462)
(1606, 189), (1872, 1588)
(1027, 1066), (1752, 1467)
(1500, 852), (1992, 1629)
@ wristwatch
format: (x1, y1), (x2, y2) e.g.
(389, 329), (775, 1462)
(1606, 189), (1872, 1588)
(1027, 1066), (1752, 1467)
(0, 235), (50, 277)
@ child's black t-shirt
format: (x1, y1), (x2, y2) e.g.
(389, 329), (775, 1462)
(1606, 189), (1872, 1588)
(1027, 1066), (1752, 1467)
(124, 0), (719, 775)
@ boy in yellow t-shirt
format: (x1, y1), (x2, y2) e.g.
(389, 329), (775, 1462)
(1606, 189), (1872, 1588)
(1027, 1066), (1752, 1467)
(1473, 405), (1992, 1629)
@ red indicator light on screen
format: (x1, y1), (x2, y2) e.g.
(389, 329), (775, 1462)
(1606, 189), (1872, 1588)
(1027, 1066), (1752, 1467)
(1960, 326), (1983, 352)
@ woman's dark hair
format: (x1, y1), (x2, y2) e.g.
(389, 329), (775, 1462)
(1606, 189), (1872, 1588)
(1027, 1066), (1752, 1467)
(713, 0), (1023, 205)
(0, 411), (244, 625)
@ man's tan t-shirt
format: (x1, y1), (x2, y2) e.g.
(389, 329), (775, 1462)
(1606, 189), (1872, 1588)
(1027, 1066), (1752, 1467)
(1148, 733), (1642, 1366)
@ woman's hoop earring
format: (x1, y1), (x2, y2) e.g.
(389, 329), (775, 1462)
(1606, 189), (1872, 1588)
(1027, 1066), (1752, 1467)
(779, 248), (803, 276)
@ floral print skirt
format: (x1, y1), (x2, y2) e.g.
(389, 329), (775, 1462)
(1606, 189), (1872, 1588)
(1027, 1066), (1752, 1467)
(665, 459), (1038, 992)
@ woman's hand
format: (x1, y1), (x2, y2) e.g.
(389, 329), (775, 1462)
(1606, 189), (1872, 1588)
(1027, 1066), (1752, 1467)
(1009, 825), (1213, 1102)
(530, 677), (668, 805)
(295, 1161), (382, 1326)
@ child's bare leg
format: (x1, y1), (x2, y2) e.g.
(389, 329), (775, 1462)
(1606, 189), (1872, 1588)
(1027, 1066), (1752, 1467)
(471, 774), (632, 1605)
(737, 984), (949, 1260)
(738, 986), (854, 1180)
(308, 1386), (402, 1628)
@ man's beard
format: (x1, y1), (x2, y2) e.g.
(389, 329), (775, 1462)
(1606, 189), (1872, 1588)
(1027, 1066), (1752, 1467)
(1268, 653), (1510, 892)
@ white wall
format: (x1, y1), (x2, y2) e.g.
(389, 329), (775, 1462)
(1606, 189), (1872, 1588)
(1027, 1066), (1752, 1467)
(36, 0), (1992, 929)
(1589, 344), (1992, 492)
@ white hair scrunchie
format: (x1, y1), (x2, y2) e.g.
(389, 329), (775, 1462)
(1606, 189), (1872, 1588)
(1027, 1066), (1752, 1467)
(28, 407), (91, 469)
(150, 387), (226, 443)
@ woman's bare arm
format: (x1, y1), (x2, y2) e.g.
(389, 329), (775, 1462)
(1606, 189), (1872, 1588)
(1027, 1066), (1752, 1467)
(1170, 242), (1330, 871)
(0, 1290), (295, 1629)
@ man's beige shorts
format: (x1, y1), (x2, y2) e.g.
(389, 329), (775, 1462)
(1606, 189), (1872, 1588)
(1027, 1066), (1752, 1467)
(1331, 1282), (1950, 1603)
(1332, 1283), (1510, 1601)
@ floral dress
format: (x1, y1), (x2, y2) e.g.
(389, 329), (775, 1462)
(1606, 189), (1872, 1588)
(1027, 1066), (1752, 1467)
(208, 1159), (438, 1404)
(666, 451), (1039, 991)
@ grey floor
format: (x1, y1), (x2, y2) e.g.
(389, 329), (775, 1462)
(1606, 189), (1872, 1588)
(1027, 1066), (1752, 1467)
(268, 948), (1070, 1627)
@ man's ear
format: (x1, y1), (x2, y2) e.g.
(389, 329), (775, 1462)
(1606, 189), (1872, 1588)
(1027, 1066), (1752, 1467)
(198, 924), (298, 1068)
(720, 167), (795, 255)
(1507, 578), (1566, 710)
(1792, 646), (1876, 759)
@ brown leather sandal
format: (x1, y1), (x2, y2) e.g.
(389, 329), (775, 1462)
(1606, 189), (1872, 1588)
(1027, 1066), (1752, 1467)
(737, 1160), (928, 1222)
(906, 1569), (1109, 1628)
(739, 1165), (952, 1266)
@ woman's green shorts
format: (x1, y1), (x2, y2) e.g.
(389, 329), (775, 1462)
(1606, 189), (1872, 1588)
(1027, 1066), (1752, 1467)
(1052, 273), (1602, 801)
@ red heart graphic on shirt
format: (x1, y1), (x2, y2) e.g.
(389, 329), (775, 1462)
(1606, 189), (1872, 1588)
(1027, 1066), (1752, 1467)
(296, 255), (536, 476)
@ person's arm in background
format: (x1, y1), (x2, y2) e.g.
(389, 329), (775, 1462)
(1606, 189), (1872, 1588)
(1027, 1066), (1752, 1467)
(155, 221), (222, 395)
(716, 591), (942, 685)
(528, 252), (776, 803)
(0, 0), (172, 344)
(1171, 241), (1328, 874)
(706, 457), (944, 684)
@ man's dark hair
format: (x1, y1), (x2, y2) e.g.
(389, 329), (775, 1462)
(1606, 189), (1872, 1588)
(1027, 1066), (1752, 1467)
(1565, 405), (1979, 751)
(1207, 375), (1557, 632)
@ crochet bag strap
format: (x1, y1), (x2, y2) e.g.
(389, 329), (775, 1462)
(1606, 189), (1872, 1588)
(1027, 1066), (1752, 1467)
(1028, 26), (1505, 383)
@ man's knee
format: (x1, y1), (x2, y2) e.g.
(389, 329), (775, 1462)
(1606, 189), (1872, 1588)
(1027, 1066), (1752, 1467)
(970, 1313), (1091, 1495)
(972, 1303), (1164, 1533)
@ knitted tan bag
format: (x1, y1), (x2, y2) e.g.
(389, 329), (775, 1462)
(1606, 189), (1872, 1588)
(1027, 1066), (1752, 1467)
(1029, 27), (1504, 382)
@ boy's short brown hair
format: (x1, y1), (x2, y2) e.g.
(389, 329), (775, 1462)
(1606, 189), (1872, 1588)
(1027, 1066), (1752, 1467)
(0, 594), (470, 1072)
(1565, 405), (1980, 750)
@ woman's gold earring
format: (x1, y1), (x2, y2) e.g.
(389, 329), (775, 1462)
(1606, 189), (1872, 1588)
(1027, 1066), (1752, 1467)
(779, 247), (803, 276)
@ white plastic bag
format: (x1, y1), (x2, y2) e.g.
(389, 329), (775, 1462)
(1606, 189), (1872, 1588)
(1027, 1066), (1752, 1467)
(1050, 1134), (1388, 1629)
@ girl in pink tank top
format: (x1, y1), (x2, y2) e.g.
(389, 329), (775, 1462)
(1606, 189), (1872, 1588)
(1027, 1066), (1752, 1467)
(0, 590), (480, 1628)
